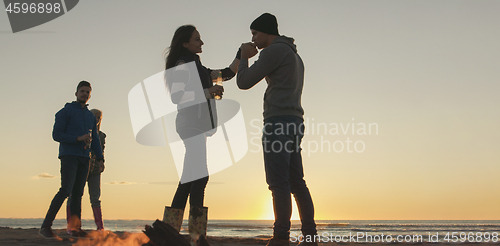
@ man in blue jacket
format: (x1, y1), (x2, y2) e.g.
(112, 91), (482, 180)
(39, 81), (104, 239)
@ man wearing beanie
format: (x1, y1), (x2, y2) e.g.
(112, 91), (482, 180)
(237, 13), (318, 246)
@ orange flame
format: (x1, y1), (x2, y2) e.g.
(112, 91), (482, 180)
(72, 231), (149, 246)
(68, 215), (82, 232)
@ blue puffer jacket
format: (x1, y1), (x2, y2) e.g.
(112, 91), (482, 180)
(52, 101), (104, 160)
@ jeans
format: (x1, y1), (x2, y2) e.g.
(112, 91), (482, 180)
(41, 156), (89, 229)
(87, 173), (101, 208)
(171, 176), (209, 209)
(68, 172), (101, 208)
(263, 116), (316, 239)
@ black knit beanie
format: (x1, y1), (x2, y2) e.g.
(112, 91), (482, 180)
(250, 13), (279, 36)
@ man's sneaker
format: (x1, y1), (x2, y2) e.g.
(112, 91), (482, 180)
(38, 227), (60, 239)
(70, 229), (90, 238)
(266, 237), (289, 246)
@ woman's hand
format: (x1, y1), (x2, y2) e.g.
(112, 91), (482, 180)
(240, 42), (258, 59)
(97, 160), (105, 173)
(208, 85), (224, 98)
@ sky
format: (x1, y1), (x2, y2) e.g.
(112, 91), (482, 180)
(0, 0), (499, 221)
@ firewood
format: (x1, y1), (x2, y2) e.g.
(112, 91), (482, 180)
(142, 219), (190, 246)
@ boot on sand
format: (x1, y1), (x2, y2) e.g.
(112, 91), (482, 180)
(92, 206), (104, 231)
(188, 206), (208, 246)
(163, 206), (185, 232)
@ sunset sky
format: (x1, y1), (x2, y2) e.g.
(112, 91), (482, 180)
(1, 0), (499, 221)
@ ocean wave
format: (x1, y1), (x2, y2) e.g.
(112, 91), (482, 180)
(317, 223), (350, 227)
(209, 224), (272, 229)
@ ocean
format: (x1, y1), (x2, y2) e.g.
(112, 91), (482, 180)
(1, 219), (499, 243)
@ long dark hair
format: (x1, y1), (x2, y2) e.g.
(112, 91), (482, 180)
(165, 25), (197, 70)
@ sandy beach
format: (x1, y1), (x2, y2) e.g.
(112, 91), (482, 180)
(2, 227), (499, 246)
(0, 227), (271, 246)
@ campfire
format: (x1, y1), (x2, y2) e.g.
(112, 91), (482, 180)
(72, 220), (210, 246)
(72, 230), (149, 246)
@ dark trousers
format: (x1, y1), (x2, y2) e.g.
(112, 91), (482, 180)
(41, 156), (89, 229)
(171, 176), (209, 209)
(171, 128), (209, 209)
(263, 116), (317, 239)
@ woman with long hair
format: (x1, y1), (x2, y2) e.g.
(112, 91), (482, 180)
(163, 25), (240, 243)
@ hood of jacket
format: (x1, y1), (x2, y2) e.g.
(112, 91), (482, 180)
(272, 35), (297, 53)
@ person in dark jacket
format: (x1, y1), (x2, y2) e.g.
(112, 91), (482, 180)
(39, 81), (104, 239)
(238, 13), (318, 246)
(162, 25), (240, 244)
